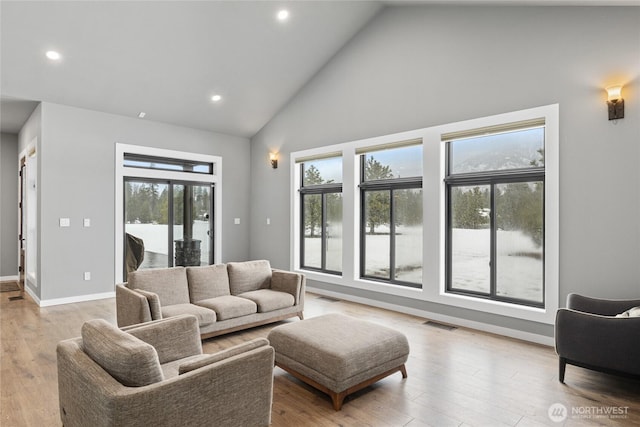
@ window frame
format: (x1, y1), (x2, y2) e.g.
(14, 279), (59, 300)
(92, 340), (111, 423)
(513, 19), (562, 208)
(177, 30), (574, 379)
(115, 143), (222, 284)
(359, 154), (423, 288)
(445, 172), (545, 308)
(299, 180), (343, 275)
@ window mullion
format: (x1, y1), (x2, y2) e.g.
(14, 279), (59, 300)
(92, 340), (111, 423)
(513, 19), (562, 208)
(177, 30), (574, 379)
(489, 184), (496, 298)
(321, 194), (327, 271)
(389, 189), (396, 281)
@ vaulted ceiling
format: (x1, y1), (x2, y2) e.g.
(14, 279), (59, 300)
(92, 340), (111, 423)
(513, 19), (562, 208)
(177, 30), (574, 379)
(2, 1), (636, 137)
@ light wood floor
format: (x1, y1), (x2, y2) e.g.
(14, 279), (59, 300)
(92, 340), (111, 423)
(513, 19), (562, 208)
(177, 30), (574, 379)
(1, 285), (639, 426)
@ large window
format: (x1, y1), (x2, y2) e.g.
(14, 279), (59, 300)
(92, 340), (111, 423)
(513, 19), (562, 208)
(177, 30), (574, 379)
(359, 143), (423, 287)
(290, 104), (558, 328)
(299, 156), (343, 274)
(445, 123), (545, 307)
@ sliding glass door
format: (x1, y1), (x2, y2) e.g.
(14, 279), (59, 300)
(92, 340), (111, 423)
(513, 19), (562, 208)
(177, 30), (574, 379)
(124, 179), (213, 278)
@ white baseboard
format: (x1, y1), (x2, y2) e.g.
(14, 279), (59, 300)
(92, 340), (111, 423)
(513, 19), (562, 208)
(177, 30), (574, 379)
(24, 285), (40, 304)
(307, 286), (555, 347)
(0, 275), (19, 282)
(38, 291), (116, 307)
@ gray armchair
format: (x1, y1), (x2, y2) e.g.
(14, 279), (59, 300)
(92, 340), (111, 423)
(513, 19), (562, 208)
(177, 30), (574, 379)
(555, 293), (640, 383)
(57, 314), (274, 427)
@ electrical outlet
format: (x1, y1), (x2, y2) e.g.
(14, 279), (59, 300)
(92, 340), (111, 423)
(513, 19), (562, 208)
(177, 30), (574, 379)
(84, 272), (91, 281)
(83, 218), (91, 227)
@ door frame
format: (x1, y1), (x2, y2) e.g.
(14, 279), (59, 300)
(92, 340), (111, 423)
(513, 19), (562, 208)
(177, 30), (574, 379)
(18, 141), (38, 295)
(115, 143), (222, 284)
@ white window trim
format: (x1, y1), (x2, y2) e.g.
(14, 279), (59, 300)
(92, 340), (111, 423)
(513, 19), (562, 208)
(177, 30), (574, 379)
(114, 143), (222, 284)
(290, 104), (559, 325)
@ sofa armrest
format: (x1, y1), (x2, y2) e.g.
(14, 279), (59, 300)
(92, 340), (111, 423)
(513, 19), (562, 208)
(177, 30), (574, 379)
(555, 308), (640, 375)
(271, 269), (305, 306)
(116, 284), (152, 327)
(58, 337), (274, 427)
(124, 315), (203, 364)
(566, 293), (640, 316)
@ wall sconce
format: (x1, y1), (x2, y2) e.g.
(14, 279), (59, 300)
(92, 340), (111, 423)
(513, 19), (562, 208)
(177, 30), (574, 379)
(269, 152), (278, 169)
(606, 85), (624, 120)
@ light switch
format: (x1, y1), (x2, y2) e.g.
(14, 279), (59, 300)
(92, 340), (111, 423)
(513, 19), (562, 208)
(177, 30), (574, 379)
(234, 218), (241, 225)
(59, 218), (70, 227)
(266, 218), (271, 225)
(83, 218), (91, 227)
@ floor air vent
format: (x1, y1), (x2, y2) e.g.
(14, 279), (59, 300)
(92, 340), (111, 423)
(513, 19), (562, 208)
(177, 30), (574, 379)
(424, 321), (457, 331)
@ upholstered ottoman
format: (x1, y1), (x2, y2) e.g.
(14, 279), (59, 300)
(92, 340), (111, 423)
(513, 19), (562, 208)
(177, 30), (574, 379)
(268, 313), (409, 410)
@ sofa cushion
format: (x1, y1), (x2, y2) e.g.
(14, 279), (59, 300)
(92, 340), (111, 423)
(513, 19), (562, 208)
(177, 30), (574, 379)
(161, 303), (216, 327)
(186, 264), (230, 302)
(239, 289), (295, 313)
(135, 289), (162, 320)
(195, 296), (257, 321)
(128, 267), (190, 306)
(227, 260), (272, 295)
(81, 319), (164, 387)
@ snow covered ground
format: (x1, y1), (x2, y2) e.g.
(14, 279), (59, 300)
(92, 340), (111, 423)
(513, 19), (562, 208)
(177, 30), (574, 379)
(126, 223), (542, 302)
(451, 228), (543, 302)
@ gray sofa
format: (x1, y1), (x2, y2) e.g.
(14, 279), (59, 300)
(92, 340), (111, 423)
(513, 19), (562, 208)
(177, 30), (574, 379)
(116, 260), (305, 339)
(555, 293), (640, 383)
(57, 314), (275, 427)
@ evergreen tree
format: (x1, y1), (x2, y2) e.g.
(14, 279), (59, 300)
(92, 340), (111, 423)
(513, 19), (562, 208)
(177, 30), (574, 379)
(364, 157), (394, 234)
(303, 165), (324, 237)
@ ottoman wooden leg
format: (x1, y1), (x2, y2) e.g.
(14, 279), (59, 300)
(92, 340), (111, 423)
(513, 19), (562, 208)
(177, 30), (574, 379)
(331, 391), (347, 411)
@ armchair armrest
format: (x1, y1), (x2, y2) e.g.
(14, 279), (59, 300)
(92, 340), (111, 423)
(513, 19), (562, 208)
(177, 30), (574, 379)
(178, 338), (269, 374)
(116, 284), (152, 327)
(566, 293), (640, 316)
(123, 315), (203, 364)
(555, 308), (640, 375)
(271, 269), (305, 305)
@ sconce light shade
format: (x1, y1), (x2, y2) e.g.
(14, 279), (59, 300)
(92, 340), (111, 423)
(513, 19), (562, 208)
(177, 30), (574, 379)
(269, 152), (278, 169)
(606, 85), (624, 120)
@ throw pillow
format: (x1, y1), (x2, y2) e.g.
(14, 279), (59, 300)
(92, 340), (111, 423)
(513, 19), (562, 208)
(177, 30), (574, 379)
(615, 306), (640, 318)
(82, 319), (164, 387)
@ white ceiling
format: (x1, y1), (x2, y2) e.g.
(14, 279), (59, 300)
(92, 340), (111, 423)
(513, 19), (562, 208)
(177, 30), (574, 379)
(1, 1), (382, 136)
(2, 1), (637, 137)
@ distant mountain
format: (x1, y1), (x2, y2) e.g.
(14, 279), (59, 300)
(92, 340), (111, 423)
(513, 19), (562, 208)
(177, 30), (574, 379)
(451, 131), (544, 174)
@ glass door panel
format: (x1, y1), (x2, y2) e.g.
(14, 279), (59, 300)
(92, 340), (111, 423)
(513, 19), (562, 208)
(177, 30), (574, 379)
(124, 181), (170, 273)
(172, 183), (213, 266)
(124, 180), (213, 278)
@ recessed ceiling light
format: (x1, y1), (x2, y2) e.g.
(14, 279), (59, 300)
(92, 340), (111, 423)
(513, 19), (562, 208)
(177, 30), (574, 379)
(138, 112), (146, 119)
(277, 9), (289, 22)
(211, 94), (222, 102)
(46, 50), (61, 60)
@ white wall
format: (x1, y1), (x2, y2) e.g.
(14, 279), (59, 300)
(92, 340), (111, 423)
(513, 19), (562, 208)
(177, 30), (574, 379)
(0, 133), (19, 278)
(249, 6), (640, 338)
(35, 102), (251, 303)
